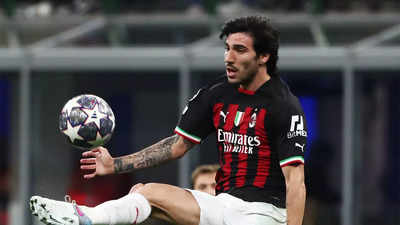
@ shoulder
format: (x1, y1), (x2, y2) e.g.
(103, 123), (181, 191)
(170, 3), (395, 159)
(198, 75), (231, 97)
(203, 75), (230, 92)
(187, 75), (229, 104)
(273, 77), (303, 113)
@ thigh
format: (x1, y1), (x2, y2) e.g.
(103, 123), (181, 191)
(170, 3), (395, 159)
(188, 190), (225, 225)
(219, 194), (287, 225)
(136, 183), (200, 225)
(223, 208), (286, 225)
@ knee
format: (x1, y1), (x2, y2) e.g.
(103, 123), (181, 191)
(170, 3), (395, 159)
(136, 183), (161, 195)
(129, 183), (145, 193)
(135, 183), (170, 205)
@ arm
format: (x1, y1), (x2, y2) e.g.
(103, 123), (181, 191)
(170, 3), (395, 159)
(282, 164), (306, 225)
(80, 134), (195, 178)
(114, 134), (195, 173)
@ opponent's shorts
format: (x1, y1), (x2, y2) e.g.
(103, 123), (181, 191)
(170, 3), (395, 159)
(187, 189), (287, 225)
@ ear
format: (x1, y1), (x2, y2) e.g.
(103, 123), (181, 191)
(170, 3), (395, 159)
(258, 54), (270, 65)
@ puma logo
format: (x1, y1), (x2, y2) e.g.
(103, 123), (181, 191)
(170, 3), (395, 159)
(220, 111), (229, 123)
(295, 143), (305, 152)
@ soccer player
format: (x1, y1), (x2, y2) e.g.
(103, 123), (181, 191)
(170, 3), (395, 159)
(192, 164), (219, 195)
(30, 16), (307, 225)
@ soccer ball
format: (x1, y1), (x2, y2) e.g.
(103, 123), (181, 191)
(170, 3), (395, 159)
(59, 94), (115, 150)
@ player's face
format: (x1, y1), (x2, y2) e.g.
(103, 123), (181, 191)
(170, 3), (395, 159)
(224, 32), (263, 86)
(193, 172), (216, 196)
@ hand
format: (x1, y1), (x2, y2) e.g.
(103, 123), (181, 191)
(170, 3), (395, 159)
(80, 146), (115, 179)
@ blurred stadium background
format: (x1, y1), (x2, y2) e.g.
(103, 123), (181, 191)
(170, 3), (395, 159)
(0, 0), (400, 225)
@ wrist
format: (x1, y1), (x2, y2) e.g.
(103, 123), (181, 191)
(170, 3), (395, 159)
(112, 158), (118, 174)
(113, 157), (126, 174)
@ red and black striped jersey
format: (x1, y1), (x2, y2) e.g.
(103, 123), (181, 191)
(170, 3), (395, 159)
(174, 75), (307, 208)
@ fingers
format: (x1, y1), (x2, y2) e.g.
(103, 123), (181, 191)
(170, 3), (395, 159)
(81, 147), (109, 180)
(80, 164), (96, 170)
(80, 158), (96, 164)
(80, 157), (97, 177)
(82, 147), (107, 157)
(83, 173), (96, 179)
(82, 150), (99, 158)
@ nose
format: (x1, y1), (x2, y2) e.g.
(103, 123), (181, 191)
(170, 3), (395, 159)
(224, 49), (235, 64)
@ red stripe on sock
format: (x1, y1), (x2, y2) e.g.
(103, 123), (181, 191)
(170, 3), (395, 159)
(132, 207), (139, 224)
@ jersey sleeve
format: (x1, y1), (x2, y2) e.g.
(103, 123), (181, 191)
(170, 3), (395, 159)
(174, 88), (214, 144)
(276, 97), (307, 167)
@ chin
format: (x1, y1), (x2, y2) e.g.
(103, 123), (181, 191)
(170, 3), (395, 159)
(227, 77), (240, 84)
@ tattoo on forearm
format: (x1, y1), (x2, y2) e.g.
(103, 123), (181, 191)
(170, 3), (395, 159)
(114, 158), (133, 173)
(114, 135), (184, 173)
(114, 158), (123, 172)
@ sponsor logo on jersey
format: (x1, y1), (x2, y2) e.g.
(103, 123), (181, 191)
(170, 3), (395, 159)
(217, 129), (261, 155)
(222, 143), (254, 154)
(217, 129), (261, 146)
(287, 115), (307, 139)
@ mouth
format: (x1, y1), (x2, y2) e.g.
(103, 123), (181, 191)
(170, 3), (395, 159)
(226, 67), (238, 78)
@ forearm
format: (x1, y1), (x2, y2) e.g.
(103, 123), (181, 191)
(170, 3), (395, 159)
(286, 182), (306, 225)
(113, 134), (193, 173)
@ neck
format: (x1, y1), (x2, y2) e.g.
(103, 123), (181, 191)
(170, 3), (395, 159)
(240, 69), (271, 92)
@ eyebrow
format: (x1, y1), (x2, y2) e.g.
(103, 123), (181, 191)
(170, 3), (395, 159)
(225, 43), (248, 49)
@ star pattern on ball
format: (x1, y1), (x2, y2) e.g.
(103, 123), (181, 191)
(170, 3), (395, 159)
(63, 101), (82, 117)
(82, 103), (105, 129)
(63, 119), (84, 143)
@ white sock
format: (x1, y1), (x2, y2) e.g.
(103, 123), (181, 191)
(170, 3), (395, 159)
(80, 193), (152, 225)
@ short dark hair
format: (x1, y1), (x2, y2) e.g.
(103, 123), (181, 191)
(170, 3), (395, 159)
(219, 16), (280, 76)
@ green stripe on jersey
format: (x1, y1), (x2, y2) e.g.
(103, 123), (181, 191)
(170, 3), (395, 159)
(280, 156), (304, 166)
(234, 111), (244, 126)
(175, 127), (201, 142)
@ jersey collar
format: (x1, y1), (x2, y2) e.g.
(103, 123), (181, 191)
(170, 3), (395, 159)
(237, 76), (275, 95)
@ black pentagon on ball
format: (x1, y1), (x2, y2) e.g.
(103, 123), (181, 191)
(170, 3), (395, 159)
(59, 111), (68, 131)
(61, 132), (96, 150)
(77, 95), (97, 109)
(78, 122), (98, 141)
(69, 107), (88, 127)
(72, 139), (94, 150)
(99, 118), (113, 137)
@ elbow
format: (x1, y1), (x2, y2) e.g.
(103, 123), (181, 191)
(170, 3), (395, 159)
(170, 135), (196, 160)
(173, 150), (185, 159)
(171, 141), (188, 159)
